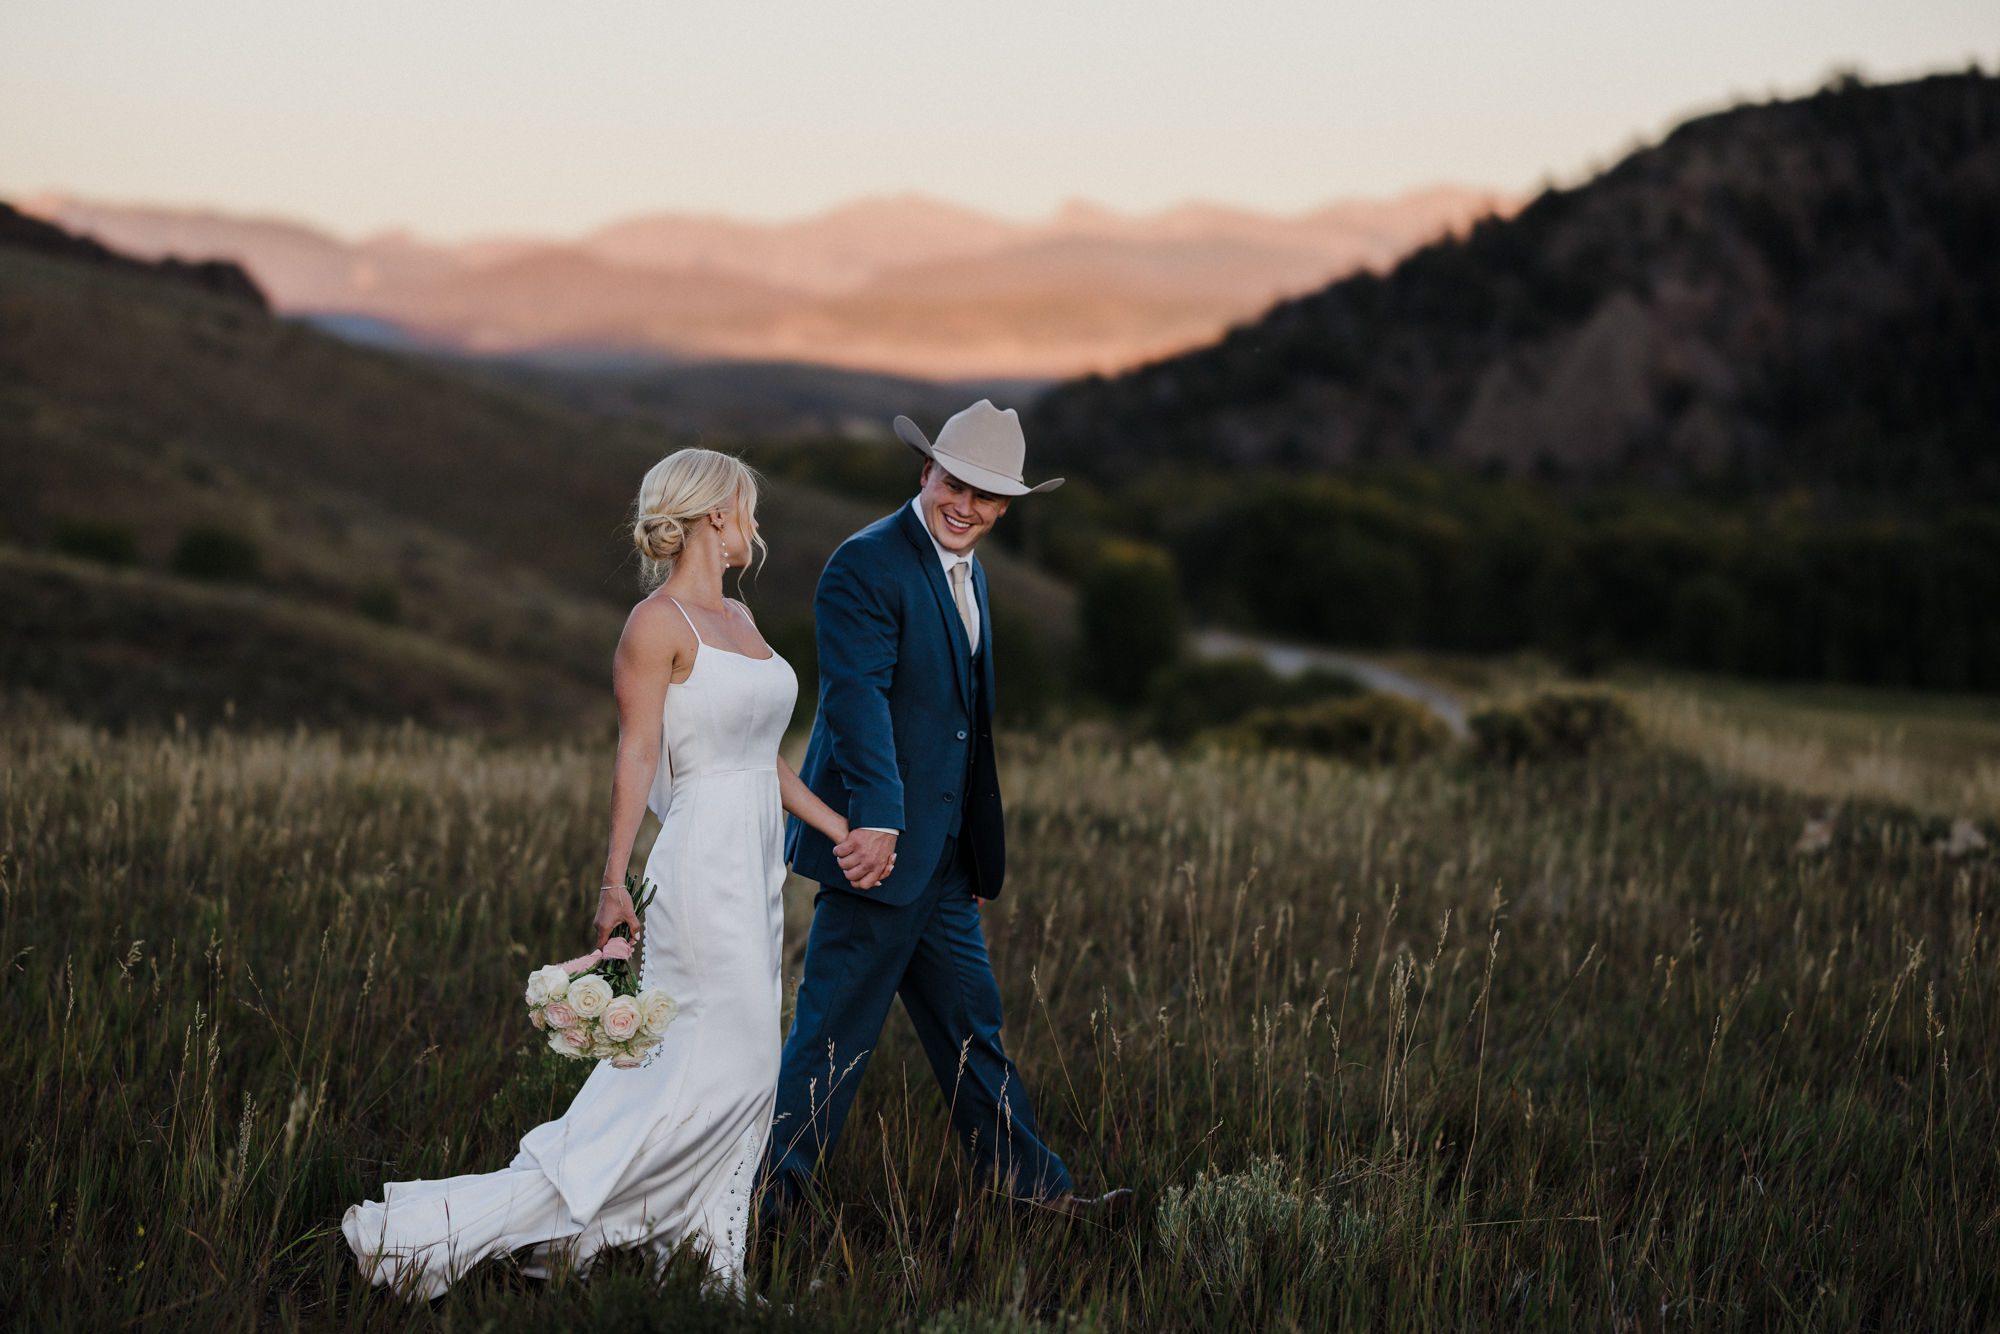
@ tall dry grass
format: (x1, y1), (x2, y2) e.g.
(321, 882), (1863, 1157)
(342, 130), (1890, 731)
(5, 708), (1996, 1330)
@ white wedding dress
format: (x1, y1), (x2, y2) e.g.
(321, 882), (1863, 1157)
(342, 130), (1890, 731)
(344, 600), (797, 1298)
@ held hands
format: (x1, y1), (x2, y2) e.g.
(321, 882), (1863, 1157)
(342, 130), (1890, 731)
(832, 828), (899, 891)
(594, 882), (641, 949)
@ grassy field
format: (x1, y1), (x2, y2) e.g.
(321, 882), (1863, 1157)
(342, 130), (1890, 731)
(1366, 650), (2000, 824)
(1621, 673), (2000, 825)
(6, 694), (1996, 1331)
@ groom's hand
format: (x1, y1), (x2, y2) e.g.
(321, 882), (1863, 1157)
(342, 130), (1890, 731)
(833, 829), (898, 890)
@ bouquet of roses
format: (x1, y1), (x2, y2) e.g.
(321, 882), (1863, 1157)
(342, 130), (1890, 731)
(525, 875), (678, 1068)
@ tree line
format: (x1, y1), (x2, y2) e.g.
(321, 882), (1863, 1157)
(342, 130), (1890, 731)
(1034, 465), (2000, 693)
(738, 439), (2000, 697)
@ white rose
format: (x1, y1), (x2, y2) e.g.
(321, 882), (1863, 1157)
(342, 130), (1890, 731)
(609, 1052), (643, 1069)
(529, 1007), (547, 1030)
(568, 974), (613, 1019)
(563, 1027), (592, 1052)
(532, 965), (570, 1003)
(525, 973), (550, 1006)
(636, 989), (679, 1037)
(601, 996), (642, 1042)
(547, 1028), (576, 1057)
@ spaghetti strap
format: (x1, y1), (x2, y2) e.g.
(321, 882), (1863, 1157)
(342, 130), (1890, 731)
(665, 596), (705, 646)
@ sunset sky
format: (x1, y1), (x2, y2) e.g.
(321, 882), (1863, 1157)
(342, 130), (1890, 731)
(3, 0), (1994, 241)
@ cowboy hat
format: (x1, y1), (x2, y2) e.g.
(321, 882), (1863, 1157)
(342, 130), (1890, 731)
(893, 399), (1064, 496)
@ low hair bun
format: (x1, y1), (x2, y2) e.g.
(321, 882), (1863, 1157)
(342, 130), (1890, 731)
(635, 511), (687, 564)
(630, 448), (767, 591)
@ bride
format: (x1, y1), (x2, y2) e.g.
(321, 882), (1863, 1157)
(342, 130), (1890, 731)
(343, 449), (867, 1298)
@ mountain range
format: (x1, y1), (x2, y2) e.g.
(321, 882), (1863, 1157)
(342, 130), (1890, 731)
(1029, 71), (2000, 502)
(17, 187), (1512, 380)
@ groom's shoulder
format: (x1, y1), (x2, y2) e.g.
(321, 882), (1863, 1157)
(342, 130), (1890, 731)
(830, 507), (912, 567)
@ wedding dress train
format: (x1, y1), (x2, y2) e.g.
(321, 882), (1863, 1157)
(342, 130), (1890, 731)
(344, 602), (796, 1298)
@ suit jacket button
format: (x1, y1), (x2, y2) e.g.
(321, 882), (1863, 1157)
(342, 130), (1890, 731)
(943, 791), (955, 802)
(956, 730), (968, 740)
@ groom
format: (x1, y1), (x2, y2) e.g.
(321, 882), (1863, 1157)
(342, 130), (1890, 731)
(762, 400), (1126, 1221)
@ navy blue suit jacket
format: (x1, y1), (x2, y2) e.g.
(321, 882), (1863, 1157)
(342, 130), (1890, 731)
(786, 502), (1005, 907)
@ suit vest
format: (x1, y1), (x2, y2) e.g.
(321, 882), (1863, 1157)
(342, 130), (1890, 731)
(946, 638), (984, 838)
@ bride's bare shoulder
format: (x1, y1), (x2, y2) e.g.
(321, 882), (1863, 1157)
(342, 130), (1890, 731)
(618, 591), (697, 662)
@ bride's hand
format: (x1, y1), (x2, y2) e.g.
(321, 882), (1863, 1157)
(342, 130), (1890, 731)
(594, 883), (640, 949)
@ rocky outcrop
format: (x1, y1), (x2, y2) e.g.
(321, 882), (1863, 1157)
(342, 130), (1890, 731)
(1031, 71), (2000, 503)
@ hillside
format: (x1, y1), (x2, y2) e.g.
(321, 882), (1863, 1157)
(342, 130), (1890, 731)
(0, 221), (1076, 731)
(1029, 71), (2000, 502)
(0, 200), (267, 309)
(464, 352), (1049, 442)
(0, 549), (595, 734)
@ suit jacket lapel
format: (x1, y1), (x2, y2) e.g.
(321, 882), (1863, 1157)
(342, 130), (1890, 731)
(972, 557), (995, 708)
(897, 502), (974, 710)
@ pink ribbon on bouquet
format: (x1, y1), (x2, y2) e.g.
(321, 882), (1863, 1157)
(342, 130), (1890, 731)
(560, 935), (633, 974)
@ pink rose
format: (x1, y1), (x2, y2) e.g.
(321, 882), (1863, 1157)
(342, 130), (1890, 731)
(601, 996), (641, 1041)
(543, 1000), (579, 1029)
(609, 1052), (643, 1069)
(563, 1027), (592, 1050)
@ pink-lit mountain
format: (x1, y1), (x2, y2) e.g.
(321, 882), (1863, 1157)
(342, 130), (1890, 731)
(20, 187), (1513, 378)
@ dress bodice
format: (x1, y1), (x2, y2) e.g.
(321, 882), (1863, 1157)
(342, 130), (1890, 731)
(646, 603), (797, 819)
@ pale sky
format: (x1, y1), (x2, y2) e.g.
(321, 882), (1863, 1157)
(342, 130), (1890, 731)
(2, 0), (1993, 242)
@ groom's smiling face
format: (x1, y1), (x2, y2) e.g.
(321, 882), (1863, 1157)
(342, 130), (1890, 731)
(918, 462), (1010, 554)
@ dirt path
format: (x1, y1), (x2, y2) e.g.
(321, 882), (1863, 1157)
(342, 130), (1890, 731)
(1191, 628), (1470, 737)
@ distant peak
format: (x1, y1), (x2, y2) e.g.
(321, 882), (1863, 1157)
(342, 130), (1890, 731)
(1051, 197), (1124, 224)
(812, 192), (998, 223)
(1155, 199), (1261, 223)
(15, 190), (72, 219)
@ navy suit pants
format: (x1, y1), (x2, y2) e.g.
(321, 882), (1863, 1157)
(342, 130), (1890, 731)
(760, 835), (1072, 1215)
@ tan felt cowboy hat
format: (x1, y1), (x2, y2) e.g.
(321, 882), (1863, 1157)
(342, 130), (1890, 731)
(893, 399), (1065, 496)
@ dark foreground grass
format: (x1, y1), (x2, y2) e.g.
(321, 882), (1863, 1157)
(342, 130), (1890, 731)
(4, 704), (1996, 1330)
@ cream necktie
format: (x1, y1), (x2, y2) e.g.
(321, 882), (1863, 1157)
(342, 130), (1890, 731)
(948, 561), (978, 652)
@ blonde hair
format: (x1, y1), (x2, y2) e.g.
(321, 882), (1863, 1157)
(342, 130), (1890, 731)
(631, 448), (767, 590)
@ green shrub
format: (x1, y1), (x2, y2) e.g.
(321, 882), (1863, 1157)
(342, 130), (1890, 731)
(1155, 1157), (1371, 1299)
(1469, 686), (1640, 765)
(1466, 703), (1538, 766)
(1148, 655), (1363, 745)
(1078, 540), (1183, 706)
(170, 526), (261, 582)
(989, 601), (1060, 727)
(1214, 692), (1452, 764)
(51, 520), (139, 566)
(355, 579), (401, 625)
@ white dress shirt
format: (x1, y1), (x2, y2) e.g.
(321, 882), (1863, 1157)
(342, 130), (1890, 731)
(860, 497), (981, 837)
